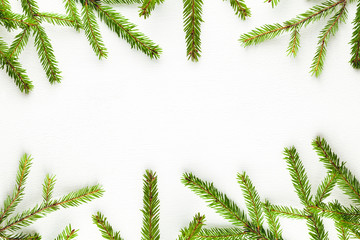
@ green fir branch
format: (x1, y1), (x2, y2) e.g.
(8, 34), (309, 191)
(0, 153), (103, 238)
(183, 0), (203, 61)
(0, 38), (33, 93)
(237, 172), (264, 229)
(0, 154), (32, 224)
(263, 200), (283, 239)
(239, 0), (356, 76)
(139, 0), (164, 19)
(141, 170), (160, 240)
(92, 212), (123, 240)
(283, 146), (312, 206)
(63, 0), (82, 30)
(7, 27), (31, 58)
(42, 174), (56, 204)
(313, 137), (360, 204)
(177, 213), (205, 240)
(89, 1), (162, 59)
(54, 225), (78, 240)
(196, 227), (245, 240)
(33, 25), (62, 83)
(223, 0), (250, 20)
(81, 0), (108, 59)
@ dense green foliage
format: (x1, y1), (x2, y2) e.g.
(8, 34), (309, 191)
(93, 170), (204, 240)
(182, 137), (360, 239)
(240, 0), (358, 76)
(0, 154), (104, 239)
(0, 0), (161, 93)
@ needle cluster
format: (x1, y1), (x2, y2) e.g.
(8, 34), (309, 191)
(0, 154), (104, 240)
(240, 0), (358, 77)
(0, 0), (161, 93)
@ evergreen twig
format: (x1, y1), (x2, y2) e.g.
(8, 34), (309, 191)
(0, 153), (104, 239)
(0, 0), (161, 93)
(240, 0), (357, 76)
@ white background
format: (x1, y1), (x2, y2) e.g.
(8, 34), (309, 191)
(1, 0), (360, 239)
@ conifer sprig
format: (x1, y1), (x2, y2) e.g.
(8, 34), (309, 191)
(1, 0), (161, 93)
(141, 170), (160, 240)
(239, 0), (358, 76)
(177, 213), (205, 240)
(94, 170), (205, 240)
(0, 153), (103, 239)
(180, 137), (360, 239)
(181, 173), (276, 239)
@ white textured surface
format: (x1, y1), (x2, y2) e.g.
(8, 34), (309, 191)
(1, 0), (360, 239)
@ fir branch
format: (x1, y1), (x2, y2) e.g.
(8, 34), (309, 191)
(223, 0), (250, 20)
(237, 172), (264, 230)
(33, 25), (62, 83)
(89, 1), (162, 59)
(305, 212), (329, 240)
(182, 173), (275, 240)
(287, 28), (300, 57)
(239, 0), (354, 76)
(81, 0), (108, 59)
(7, 27), (31, 58)
(20, 0), (39, 17)
(269, 204), (309, 220)
(0, 154), (103, 237)
(92, 212), (123, 240)
(54, 225), (78, 240)
(42, 174), (56, 204)
(177, 213), (205, 240)
(139, 0), (164, 19)
(100, 0), (143, 4)
(310, 2), (348, 77)
(283, 146), (312, 206)
(182, 173), (248, 227)
(350, 1), (360, 68)
(196, 227), (245, 240)
(313, 137), (360, 204)
(141, 170), (160, 240)
(314, 172), (338, 205)
(63, 0), (82, 31)
(267, 0), (280, 8)
(0, 38), (33, 93)
(36, 13), (75, 27)
(183, 0), (203, 61)
(263, 200), (282, 239)
(0, 154), (32, 224)
(335, 222), (350, 240)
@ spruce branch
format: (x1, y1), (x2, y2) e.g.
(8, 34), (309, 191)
(81, 1), (108, 59)
(182, 173), (276, 239)
(350, 1), (360, 68)
(139, 0), (164, 19)
(94, 170), (206, 240)
(141, 170), (160, 240)
(0, 38), (33, 93)
(33, 25), (62, 83)
(177, 213), (205, 240)
(0, 154), (32, 224)
(92, 212), (123, 240)
(237, 172), (264, 230)
(312, 137), (360, 205)
(54, 225), (78, 240)
(239, 0), (356, 76)
(0, 153), (104, 237)
(196, 227), (246, 240)
(1, 0), (161, 93)
(223, 0), (250, 20)
(263, 200), (282, 239)
(183, 0), (203, 62)
(88, 1), (162, 59)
